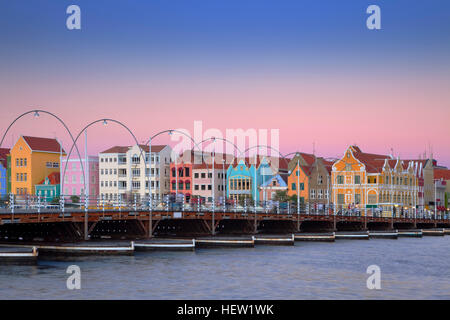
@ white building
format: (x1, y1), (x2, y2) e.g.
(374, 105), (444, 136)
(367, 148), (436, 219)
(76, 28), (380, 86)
(99, 144), (172, 203)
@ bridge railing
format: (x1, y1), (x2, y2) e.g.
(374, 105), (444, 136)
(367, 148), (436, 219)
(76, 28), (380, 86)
(1, 194), (449, 223)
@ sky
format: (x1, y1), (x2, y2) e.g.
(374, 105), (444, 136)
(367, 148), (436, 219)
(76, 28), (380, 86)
(0, 0), (449, 166)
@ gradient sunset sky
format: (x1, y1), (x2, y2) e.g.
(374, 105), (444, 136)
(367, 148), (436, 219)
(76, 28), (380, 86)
(0, 1), (449, 166)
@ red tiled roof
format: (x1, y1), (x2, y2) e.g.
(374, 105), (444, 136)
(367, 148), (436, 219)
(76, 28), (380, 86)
(434, 169), (450, 180)
(22, 136), (65, 153)
(192, 163), (226, 170)
(299, 152), (316, 166)
(37, 172), (60, 185)
(0, 148), (9, 168)
(100, 145), (167, 154)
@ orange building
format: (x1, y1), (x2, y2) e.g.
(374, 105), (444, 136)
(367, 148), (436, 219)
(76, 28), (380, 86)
(10, 136), (65, 195)
(287, 153), (332, 206)
(332, 146), (419, 216)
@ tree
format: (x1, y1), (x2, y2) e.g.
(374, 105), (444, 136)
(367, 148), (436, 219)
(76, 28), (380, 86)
(273, 190), (288, 202)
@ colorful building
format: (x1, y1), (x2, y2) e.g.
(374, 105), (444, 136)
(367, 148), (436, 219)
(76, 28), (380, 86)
(0, 148), (9, 198)
(434, 169), (450, 209)
(10, 136), (65, 196)
(259, 174), (288, 201)
(62, 156), (99, 198)
(192, 163), (227, 204)
(331, 146), (419, 216)
(226, 156), (288, 203)
(35, 172), (60, 202)
(99, 144), (172, 203)
(170, 160), (193, 201)
(287, 153), (332, 206)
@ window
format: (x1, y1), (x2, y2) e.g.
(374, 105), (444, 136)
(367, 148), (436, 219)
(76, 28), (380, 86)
(300, 183), (304, 190)
(185, 168), (190, 177)
(292, 183), (296, 191)
(337, 175), (344, 184)
(201, 173), (206, 178)
(208, 185), (212, 190)
(201, 185), (206, 190)
(194, 173), (199, 178)
(185, 182), (190, 190)
(318, 175), (323, 185)
(355, 194), (361, 204)
(195, 185), (199, 190)
(354, 175), (361, 184)
(310, 189), (315, 199)
(24, 158), (27, 167)
(318, 189), (323, 199)
(337, 194), (345, 204)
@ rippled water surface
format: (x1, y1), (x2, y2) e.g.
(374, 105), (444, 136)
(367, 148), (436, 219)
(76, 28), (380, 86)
(1, 237), (449, 299)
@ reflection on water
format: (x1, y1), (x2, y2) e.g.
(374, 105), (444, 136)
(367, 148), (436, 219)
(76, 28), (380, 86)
(0, 237), (449, 299)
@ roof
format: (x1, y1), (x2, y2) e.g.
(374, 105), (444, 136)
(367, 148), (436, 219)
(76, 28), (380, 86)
(0, 148), (9, 168)
(100, 145), (167, 154)
(192, 163), (227, 170)
(260, 174), (288, 188)
(37, 172), (60, 185)
(434, 169), (450, 180)
(22, 136), (65, 153)
(350, 146), (392, 173)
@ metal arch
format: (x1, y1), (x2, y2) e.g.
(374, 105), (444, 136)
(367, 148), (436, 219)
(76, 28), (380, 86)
(238, 144), (291, 171)
(0, 109), (86, 193)
(198, 136), (247, 167)
(145, 129), (211, 188)
(63, 118), (147, 190)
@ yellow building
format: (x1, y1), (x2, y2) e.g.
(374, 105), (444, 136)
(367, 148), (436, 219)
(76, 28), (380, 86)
(332, 146), (419, 217)
(10, 136), (65, 195)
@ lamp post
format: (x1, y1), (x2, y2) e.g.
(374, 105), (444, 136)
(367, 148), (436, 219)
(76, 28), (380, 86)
(222, 158), (226, 212)
(148, 136), (152, 238)
(212, 137), (216, 235)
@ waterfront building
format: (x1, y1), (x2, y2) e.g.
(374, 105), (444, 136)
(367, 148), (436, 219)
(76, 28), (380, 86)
(331, 146), (419, 216)
(10, 136), (65, 196)
(169, 160), (193, 202)
(259, 174), (288, 201)
(0, 148), (9, 198)
(35, 172), (60, 202)
(434, 169), (450, 212)
(192, 163), (227, 204)
(62, 156), (99, 198)
(287, 153), (332, 207)
(99, 144), (171, 203)
(226, 156), (288, 203)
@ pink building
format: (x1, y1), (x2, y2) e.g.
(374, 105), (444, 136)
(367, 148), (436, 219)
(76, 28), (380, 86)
(62, 156), (99, 198)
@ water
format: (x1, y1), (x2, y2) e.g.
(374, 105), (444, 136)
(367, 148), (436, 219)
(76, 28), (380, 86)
(1, 237), (449, 299)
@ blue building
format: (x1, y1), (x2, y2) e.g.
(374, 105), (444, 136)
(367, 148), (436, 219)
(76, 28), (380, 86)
(0, 148), (10, 199)
(226, 156), (288, 203)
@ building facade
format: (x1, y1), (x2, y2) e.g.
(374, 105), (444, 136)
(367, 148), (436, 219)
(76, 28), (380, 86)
(0, 148), (9, 198)
(35, 172), (60, 202)
(331, 146), (419, 216)
(192, 163), (227, 204)
(99, 144), (171, 203)
(434, 169), (450, 209)
(10, 136), (65, 196)
(227, 156), (288, 203)
(287, 153), (332, 206)
(62, 156), (99, 198)
(259, 174), (288, 202)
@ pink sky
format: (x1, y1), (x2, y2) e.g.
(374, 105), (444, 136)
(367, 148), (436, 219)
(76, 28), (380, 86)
(1, 69), (449, 167)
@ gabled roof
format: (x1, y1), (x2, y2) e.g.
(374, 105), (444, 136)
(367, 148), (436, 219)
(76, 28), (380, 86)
(37, 172), (60, 185)
(349, 146), (392, 173)
(22, 136), (65, 153)
(260, 174), (288, 188)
